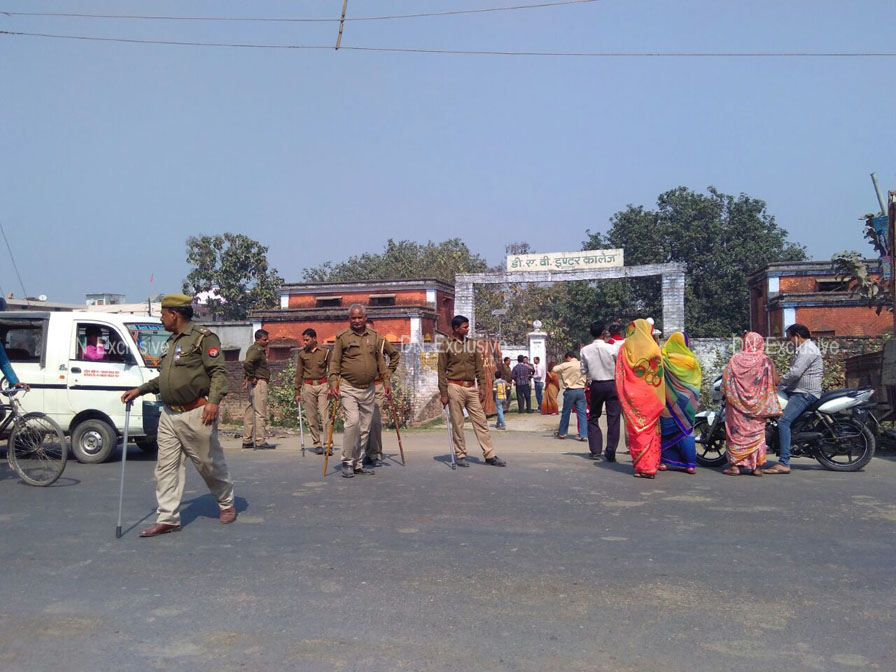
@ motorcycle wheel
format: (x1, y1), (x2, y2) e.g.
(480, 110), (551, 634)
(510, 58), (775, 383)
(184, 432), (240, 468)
(814, 417), (875, 472)
(695, 418), (727, 468)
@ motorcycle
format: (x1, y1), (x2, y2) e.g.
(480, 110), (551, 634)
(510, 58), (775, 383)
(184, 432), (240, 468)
(694, 375), (876, 471)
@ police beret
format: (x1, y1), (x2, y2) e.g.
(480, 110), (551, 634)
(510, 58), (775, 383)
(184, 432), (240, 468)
(161, 293), (194, 308)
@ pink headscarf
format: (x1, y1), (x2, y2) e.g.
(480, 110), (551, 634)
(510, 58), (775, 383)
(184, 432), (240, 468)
(722, 332), (781, 418)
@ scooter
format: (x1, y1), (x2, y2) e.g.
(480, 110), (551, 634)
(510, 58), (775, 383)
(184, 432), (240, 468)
(695, 375), (876, 471)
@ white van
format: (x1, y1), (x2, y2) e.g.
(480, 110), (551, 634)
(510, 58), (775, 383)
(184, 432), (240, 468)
(0, 311), (168, 463)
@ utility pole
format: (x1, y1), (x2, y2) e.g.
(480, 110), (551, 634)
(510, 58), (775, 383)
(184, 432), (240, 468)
(890, 191), (896, 332)
(335, 0), (349, 50)
(871, 173), (887, 216)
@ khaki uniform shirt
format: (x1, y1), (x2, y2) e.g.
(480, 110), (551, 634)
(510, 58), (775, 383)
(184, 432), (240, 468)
(328, 327), (388, 389)
(375, 337), (400, 383)
(294, 343), (331, 393)
(138, 322), (228, 405)
(501, 363), (512, 382)
(243, 343), (270, 382)
(438, 335), (486, 396)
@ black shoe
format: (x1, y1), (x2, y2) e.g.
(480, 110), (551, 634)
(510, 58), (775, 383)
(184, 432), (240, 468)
(354, 465), (375, 475)
(255, 442), (276, 450)
(485, 456), (507, 467)
(313, 446), (324, 455)
(588, 453), (602, 460)
(341, 464), (354, 478)
(371, 457), (385, 467)
(241, 443), (253, 449)
(455, 458), (470, 467)
(605, 454), (616, 463)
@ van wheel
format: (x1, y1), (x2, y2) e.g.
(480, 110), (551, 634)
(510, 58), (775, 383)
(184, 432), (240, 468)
(72, 419), (116, 463)
(135, 436), (158, 454)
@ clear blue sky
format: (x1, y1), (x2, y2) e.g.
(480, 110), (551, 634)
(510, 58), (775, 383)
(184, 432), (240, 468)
(2, 0), (894, 303)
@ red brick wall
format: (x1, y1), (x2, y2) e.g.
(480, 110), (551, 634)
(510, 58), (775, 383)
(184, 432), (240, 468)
(779, 276), (816, 292)
(795, 306), (892, 337)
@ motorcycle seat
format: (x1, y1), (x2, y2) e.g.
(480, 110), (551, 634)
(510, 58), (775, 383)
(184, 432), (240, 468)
(807, 387), (865, 411)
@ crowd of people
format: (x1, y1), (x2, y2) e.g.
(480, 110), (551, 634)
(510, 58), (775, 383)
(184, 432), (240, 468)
(484, 316), (823, 480)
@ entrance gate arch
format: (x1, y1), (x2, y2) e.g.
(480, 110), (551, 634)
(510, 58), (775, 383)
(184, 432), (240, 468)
(454, 262), (686, 336)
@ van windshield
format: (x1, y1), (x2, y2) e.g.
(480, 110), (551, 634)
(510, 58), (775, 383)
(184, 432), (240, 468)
(126, 323), (168, 369)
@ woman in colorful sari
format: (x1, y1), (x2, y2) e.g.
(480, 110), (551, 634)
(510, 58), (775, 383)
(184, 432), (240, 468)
(541, 361), (560, 414)
(659, 331), (701, 474)
(721, 332), (781, 476)
(615, 319), (665, 478)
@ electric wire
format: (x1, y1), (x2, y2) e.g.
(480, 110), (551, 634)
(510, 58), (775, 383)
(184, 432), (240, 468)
(1, 1), (599, 23)
(1, 31), (893, 57)
(0, 219), (28, 299)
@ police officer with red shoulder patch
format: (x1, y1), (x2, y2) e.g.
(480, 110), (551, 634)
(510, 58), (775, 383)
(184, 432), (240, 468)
(122, 293), (235, 537)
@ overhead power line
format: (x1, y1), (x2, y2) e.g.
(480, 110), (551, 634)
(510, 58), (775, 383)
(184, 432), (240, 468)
(0, 219), (28, 299)
(0, 1), (599, 23)
(1, 31), (894, 57)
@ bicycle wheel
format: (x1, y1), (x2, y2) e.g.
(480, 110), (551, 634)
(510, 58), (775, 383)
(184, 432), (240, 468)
(8, 412), (68, 486)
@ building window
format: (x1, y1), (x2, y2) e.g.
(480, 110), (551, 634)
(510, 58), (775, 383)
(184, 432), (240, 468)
(369, 294), (396, 307)
(315, 296), (342, 308)
(816, 279), (846, 292)
(223, 348), (240, 362)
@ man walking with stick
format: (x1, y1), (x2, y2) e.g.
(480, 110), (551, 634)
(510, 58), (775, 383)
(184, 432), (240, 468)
(242, 328), (274, 450)
(363, 318), (400, 468)
(439, 315), (506, 468)
(121, 293), (235, 537)
(294, 328), (331, 455)
(329, 304), (390, 478)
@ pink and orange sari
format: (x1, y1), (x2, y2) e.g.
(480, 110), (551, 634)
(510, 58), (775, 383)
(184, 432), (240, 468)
(615, 319), (665, 477)
(721, 332), (781, 469)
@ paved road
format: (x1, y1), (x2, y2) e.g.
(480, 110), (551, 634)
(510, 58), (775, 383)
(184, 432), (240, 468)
(1, 425), (894, 671)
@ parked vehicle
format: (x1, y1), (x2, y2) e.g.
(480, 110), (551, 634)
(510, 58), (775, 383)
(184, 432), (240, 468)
(0, 311), (166, 463)
(695, 375), (876, 472)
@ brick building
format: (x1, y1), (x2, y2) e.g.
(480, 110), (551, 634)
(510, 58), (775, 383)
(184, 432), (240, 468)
(251, 279), (455, 357)
(748, 260), (892, 337)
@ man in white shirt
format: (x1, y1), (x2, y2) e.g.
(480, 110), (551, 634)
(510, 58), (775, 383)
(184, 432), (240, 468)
(533, 356), (546, 411)
(579, 321), (622, 462)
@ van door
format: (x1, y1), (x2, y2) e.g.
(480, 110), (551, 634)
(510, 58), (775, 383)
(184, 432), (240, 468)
(66, 321), (145, 431)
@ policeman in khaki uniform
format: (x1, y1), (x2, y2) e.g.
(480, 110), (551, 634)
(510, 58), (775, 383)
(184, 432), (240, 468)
(242, 328), (273, 449)
(363, 318), (400, 467)
(122, 293), (235, 537)
(294, 328), (331, 455)
(328, 304), (390, 478)
(438, 315), (507, 468)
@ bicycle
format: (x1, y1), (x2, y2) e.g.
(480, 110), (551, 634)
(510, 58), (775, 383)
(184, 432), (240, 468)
(1, 386), (68, 486)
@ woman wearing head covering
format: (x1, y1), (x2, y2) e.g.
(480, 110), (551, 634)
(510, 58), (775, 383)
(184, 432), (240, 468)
(721, 332), (781, 476)
(615, 319), (665, 478)
(659, 331), (701, 474)
(541, 361), (560, 415)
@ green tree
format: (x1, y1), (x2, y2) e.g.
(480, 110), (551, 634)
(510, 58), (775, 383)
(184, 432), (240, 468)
(183, 233), (284, 320)
(584, 187), (806, 337)
(832, 213), (893, 315)
(303, 238), (489, 283)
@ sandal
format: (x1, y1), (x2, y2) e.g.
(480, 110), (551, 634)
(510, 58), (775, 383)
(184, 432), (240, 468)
(722, 466), (740, 476)
(686, 467), (696, 475)
(762, 464), (790, 474)
(553, 432), (566, 440)
(632, 472), (656, 479)
(657, 463), (668, 471)
(751, 468), (763, 477)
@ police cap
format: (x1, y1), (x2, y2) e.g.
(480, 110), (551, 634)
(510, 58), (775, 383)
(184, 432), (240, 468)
(161, 293), (194, 308)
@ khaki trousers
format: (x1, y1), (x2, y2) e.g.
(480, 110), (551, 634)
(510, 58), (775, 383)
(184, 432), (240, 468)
(447, 383), (495, 460)
(241, 378), (268, 446)
(339, 380), (375, 467)
(365, 382), (386, 460)
(155, 405), (234, 525)
(301, 382), (330, 447)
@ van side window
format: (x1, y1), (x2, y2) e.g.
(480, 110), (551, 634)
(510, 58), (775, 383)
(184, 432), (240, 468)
(75, 324), (129, 362)
(1, 325), (43, 362)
